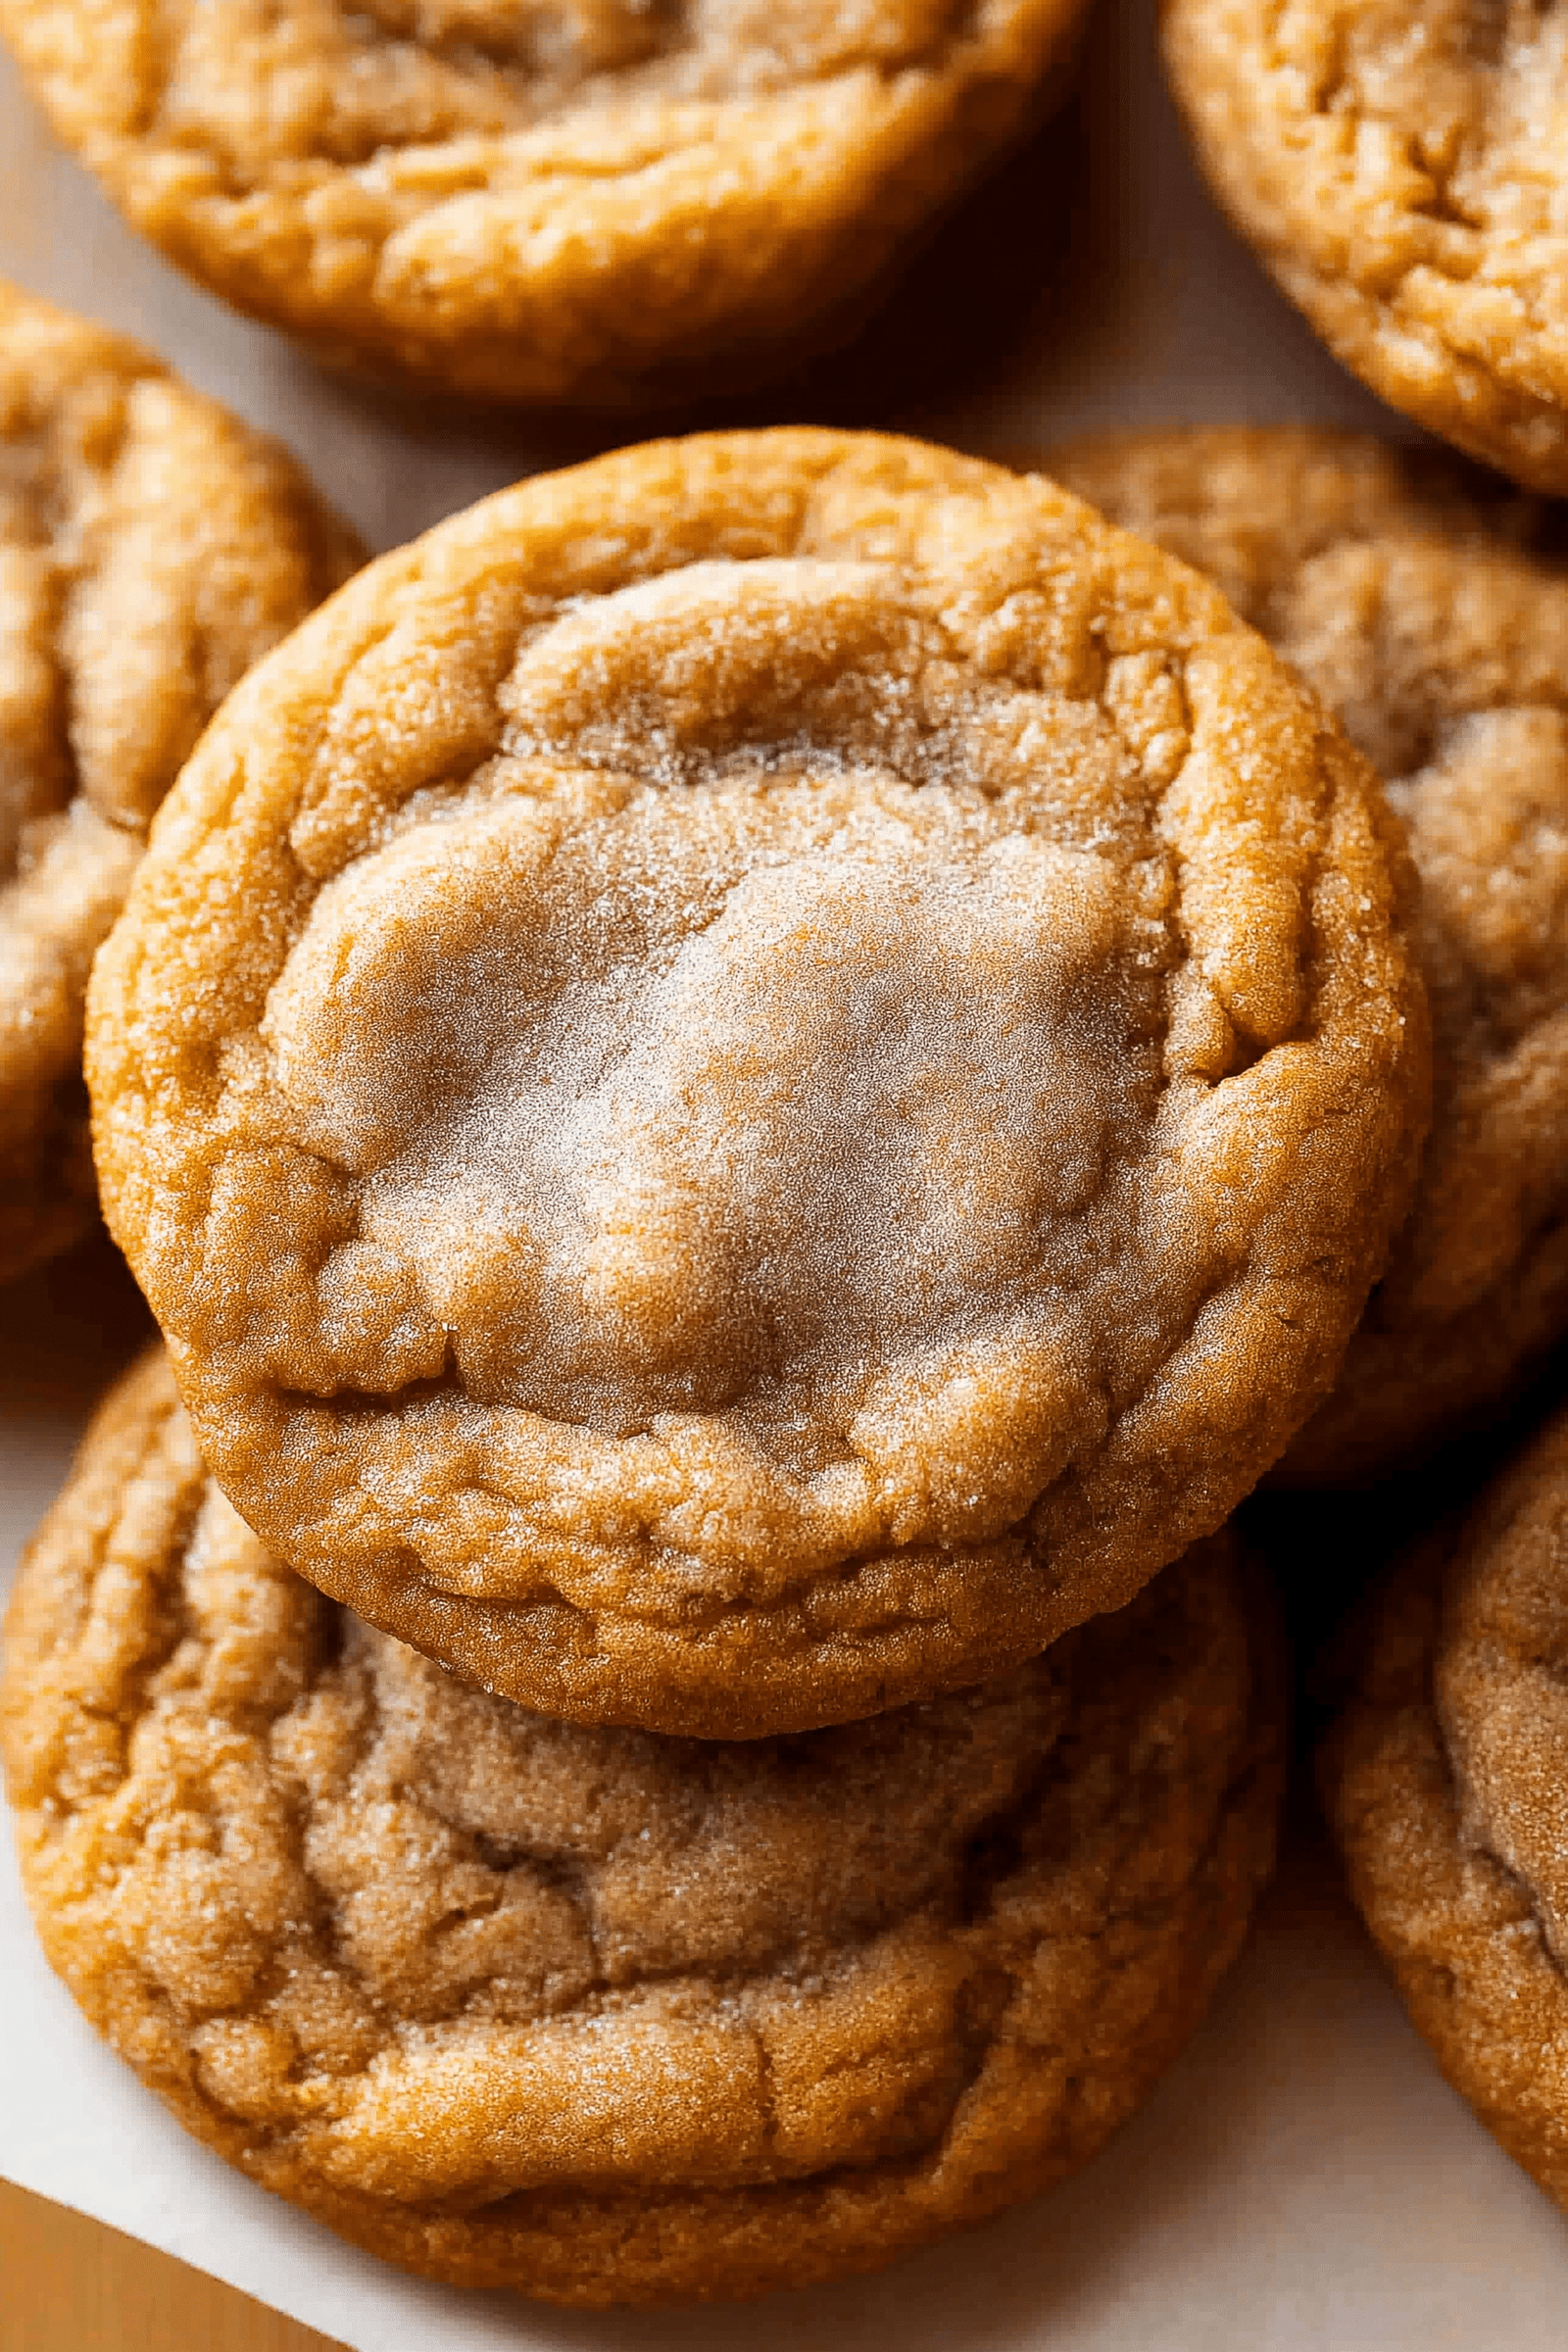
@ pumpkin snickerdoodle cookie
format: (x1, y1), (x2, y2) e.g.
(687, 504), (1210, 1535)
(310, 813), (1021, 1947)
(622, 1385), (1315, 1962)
(1163, 0), (1568, 491)
(1326, 1402), (1568, 2210)
(0, 277), (361, 1287)
(1046, 427), (1568, 1483)
(0, 0), (1088, 407)
(1, 1348), (1283, 2307)
(86, 429), (1427, 1737)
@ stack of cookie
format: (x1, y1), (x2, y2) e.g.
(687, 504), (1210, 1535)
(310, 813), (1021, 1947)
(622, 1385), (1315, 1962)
(5, 416), (1440, 2304)
(6, 0), (1568, 2307)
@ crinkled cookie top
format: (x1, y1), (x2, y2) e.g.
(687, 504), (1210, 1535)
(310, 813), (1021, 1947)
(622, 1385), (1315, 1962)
(0, 1348), (1278, 2306)
(1326, 1402), (1568, 2213)
(0, 0), (1086, 400)
(87, 429), (1426, 1736)
(0, 276), (360, 1284)
(1049, 427), (1568, 1482)
(1435, 1408), (1568, 1968)
(1164, 0), (1568, 489)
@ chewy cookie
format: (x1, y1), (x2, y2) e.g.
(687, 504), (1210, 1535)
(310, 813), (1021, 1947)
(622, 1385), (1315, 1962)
(1, 1349), (1282, 2308)
(0, 278), (362, 1286)
(0, 0), (1086, 407)
(87, 429), (1426, 1737)
(1046, 427), (1568, 1484)
(1326, 1401), (1568, 2210)
(1164, 1), (1568, 491)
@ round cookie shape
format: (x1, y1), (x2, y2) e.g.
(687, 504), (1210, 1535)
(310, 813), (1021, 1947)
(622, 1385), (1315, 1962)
(0, 0), (1086, 407)
(1045, 427), (1568, 1484)
(1326, 1402), (1568, 2210)
(0, 277), (363, 1287)
(1163, 1), (1568, 492)
(1, 1349), (1282, 2308)
(87, 428), (1428, 1737)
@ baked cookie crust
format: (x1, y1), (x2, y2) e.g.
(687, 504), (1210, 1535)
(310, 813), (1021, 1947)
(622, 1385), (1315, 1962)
(1163, 1), (1568, 492)
(2, 1348), (1282, 2307)
(0, 0), (1087, 406)
(1326, 1403), (1568, 2210)
(0, 278), (362, 1287)
(87, 428), (1427, 1736)
(1046, 427), (1568, 1484)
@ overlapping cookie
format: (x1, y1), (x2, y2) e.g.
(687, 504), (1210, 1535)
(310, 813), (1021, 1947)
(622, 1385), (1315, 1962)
(1, 1348), (1282, 2306)
(1046, 427), (1568, 1484)
(86, 429), (1428, 1734)
(1164, 1), (1568, 490)
(0, 0), (1087, 406)
(1326, 1400), (1568, 2210)
(0, 278), (362, 1285)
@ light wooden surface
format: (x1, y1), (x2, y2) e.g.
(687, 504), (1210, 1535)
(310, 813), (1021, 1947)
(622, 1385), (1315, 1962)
(0, 2180), (345, 2352)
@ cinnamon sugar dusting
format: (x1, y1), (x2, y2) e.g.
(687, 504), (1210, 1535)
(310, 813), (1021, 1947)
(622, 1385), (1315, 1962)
(266, 757), (1138, 1475)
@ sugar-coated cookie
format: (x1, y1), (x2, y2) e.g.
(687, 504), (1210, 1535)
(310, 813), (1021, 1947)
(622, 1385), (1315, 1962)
(1327, 1400), (1568, 2210)
(87, 429), (1427, 1735)
(0, 0), (1088, 406)
(1164, 0), (1568, 490)
(0, 278), (361, 1285)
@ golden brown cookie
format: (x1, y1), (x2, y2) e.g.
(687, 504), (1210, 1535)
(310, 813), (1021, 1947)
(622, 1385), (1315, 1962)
(1, 1348), (1282, 2308)
(0, 278), (362, 1288)
(0, 0), (1086, 408)
(1325, 1401), (1568, 2210)
(1163, 1), (1568, 491)
(1044, 427), (1568, 1485)
(86, 428), (1427, 1737)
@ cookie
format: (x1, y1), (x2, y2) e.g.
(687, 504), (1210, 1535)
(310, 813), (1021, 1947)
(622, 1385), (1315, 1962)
(1, 1348), (1282, 2308)
(0, 278), (363, 1287)
(1163, 1), (1568, 491)
(1044, 427), (1568, 1484)
(1325, 1401), (1568, 2211)
(86, 428), (1427, 1737)
(0, 0), (1086, 408)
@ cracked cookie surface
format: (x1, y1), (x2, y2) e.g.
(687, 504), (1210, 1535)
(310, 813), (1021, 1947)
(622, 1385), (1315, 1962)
(1, 1348), (1282, 2306)
(86, 428), (1427, 1736)
(0, 278), (362, 1287)
(1325, 1401), (1568, 2210)
(1047, 427), (1568, 1483)
(1164, 0), (1568, 490)
(0, 0), (1086, 405)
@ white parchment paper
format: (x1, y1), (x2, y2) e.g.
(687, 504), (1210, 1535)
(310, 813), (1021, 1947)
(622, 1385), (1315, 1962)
(7, 1), (1568, 2341)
